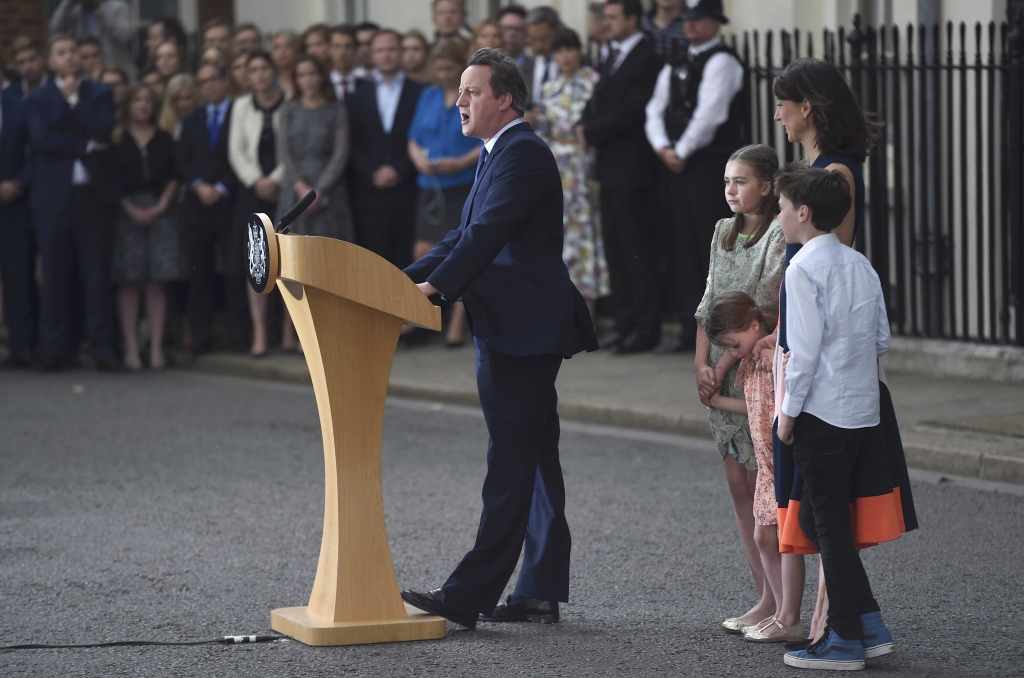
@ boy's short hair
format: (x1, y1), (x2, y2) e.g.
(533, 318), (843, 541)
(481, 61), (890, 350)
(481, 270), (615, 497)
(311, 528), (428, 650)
(774, 165), (851, 232)
(11, 36), (41, 57)
(47, 33), (77, 56)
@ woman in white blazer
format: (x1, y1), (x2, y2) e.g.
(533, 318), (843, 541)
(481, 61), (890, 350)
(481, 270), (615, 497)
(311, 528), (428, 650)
(228, 50), (290, 357)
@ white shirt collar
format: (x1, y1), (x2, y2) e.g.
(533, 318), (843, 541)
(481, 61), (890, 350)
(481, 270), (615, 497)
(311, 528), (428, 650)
(791, 232), (839, 263)
(374, 70), (404, 88)
(689, 37), (722, 57)
(612, 31), (644, 59)
(484, 118), (523, 153)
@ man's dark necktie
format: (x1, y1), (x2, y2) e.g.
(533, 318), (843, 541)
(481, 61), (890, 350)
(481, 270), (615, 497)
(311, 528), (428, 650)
(474, 147), (489, 183)
(607, 47), (621, 76)
(208, 106), (221, 148)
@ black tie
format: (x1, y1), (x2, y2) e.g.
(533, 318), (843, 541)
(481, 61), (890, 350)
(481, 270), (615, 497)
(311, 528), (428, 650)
(474, 147), (489, 183)
(608, 47), (621, 75)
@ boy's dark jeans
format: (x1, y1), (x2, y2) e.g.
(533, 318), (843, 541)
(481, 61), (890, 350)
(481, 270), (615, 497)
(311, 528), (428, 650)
(792, 412), (881, 641)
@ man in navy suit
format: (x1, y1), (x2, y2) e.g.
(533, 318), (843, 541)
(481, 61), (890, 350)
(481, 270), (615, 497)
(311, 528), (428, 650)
(401, 48), (597, 630)
(177, 61), (238, 356)
(347, 29), (423, 270)
(0, 55), (37, 368)
(27, 33), (119, 371)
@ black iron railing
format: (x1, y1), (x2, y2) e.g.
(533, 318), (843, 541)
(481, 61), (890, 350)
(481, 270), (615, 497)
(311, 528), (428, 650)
(731, 11), (1024, 346)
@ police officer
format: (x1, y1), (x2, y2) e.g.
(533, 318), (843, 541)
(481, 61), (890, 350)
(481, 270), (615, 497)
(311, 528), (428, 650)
(644, 0), (745, 352)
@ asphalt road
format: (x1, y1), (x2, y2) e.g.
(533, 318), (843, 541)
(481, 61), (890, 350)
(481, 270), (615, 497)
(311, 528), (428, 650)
(0, 370), (1021, 677)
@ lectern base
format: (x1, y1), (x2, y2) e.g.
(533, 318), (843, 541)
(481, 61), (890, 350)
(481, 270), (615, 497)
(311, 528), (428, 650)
(271, 603), (447, 646)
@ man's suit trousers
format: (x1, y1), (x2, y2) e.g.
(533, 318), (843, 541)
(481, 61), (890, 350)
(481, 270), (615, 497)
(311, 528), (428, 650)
(352, 182), (418, 271)
(600, 185), (661, 342)
(442, 338), (570, 614)
(33, 187), (117, 363)
(0, 201), (37, 359)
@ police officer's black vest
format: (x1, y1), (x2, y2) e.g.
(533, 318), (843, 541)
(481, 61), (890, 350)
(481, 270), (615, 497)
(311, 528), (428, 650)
(664, 42), (747, 155)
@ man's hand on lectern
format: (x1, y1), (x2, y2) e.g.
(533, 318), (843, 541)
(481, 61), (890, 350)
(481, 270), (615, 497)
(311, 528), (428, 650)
(417, 282), (438, 297)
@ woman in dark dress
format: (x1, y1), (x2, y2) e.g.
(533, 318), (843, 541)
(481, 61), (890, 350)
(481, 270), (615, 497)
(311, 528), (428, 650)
(760, 57), (918, 645)
(112, 85), (181, 370)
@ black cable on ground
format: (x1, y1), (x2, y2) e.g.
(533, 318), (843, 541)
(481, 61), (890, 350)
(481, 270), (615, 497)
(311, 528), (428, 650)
(1, 634), (284, 650)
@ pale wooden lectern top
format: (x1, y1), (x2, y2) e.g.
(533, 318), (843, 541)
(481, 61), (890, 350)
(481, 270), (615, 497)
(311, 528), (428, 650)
(246, 214), (445, 646)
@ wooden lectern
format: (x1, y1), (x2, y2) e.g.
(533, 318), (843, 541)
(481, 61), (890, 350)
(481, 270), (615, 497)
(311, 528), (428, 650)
(245, 214), (445, 646)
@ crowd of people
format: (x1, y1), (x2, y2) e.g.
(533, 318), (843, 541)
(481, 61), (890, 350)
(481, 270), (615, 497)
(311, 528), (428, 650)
(0, 0), (750, 371)
(0, 0), (924, 670)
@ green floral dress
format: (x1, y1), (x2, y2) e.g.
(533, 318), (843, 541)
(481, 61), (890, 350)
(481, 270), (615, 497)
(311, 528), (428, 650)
(694, 217), (787, 471)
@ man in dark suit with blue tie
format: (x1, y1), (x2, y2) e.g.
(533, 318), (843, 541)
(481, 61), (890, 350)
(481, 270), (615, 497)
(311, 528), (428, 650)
(27, 34), (119, 371)
(177, 61), (238, 356)
(0, 54), (37, 368)
(400, 48), (597, 630)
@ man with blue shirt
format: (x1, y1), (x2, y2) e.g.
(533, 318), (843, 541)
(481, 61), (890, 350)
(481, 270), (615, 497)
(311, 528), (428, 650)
(177, 61), (237, 357)
(400, 48), (597, 631)
(348, 29), (423, 269)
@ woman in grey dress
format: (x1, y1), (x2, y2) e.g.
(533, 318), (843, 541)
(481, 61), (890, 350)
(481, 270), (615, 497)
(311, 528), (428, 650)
(277, 55), (354, 241)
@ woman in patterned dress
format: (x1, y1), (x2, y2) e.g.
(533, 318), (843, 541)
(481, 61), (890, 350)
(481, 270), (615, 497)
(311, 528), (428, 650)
(539, 28), (609, 320)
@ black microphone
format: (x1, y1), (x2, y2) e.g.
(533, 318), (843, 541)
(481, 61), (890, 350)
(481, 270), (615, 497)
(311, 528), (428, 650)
(275, 190), (317, 234)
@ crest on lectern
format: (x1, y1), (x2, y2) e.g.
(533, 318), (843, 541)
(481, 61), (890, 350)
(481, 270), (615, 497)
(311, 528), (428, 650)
(247, 214), (270, 293)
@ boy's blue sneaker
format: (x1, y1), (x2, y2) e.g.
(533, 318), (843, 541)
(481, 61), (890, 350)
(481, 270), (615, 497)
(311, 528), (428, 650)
(783, 627), (866, 671)
(860, 611), (895, 658)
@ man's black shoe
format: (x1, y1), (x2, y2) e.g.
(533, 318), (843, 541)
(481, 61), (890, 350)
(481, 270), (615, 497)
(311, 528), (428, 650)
(612, 331), (658, 355)
(94, 353), (124, 372)
(597, 330), (622, 350)
(401, 588), (478, 630)
(2, 355), (38, 369)
(654, 328), (697, 354)
(480, 596), (559, 624)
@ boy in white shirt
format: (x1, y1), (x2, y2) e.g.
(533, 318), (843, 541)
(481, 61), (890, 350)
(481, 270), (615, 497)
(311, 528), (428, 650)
(775, 167), (894, 672)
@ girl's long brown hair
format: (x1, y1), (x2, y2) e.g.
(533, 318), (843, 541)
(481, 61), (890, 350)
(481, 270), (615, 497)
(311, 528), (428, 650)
(704, 290), (777, 347)
(722, 144), (780, 251)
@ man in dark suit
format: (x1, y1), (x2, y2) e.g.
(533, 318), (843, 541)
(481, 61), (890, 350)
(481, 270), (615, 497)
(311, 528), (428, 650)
(328, 25), (369, 104)
(347, 29), (423, 270)
(580, 0), (663, 354)
(400, 49), (597, 630)
(27, 33), (119, 371)
(177, 61), (238, 356)
(0, 56), (37, 368)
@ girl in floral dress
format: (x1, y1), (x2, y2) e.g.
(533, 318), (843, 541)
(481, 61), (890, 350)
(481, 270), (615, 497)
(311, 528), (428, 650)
(705, 291), (804, 644)
(539, 28), (609, 319)
(693, 145), (786, 636)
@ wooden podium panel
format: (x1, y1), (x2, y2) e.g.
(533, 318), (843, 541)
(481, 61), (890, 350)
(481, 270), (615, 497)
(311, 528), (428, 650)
(271, 604), (445, 647)
(246, 216), (444, 645)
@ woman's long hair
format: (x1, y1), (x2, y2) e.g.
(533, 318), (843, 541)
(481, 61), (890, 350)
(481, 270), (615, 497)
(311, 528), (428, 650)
(293, 54), (334, 101)
(158, 72), (199, 136)
(113, 85), (159, 144)
(773, 57), (881, 163)
(704, 290), (777, 348)
(722, 144), (780, 251)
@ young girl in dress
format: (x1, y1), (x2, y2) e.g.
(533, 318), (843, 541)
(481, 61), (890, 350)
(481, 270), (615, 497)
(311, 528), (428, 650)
(693, 144), (787, 635)
(705, 291), (804, 643)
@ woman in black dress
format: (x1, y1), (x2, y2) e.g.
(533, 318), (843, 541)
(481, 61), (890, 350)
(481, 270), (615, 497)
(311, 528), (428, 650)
(112, 85), (181, 370)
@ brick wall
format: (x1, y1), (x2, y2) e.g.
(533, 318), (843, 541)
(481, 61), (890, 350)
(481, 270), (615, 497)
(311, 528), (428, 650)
(1, 0), (46, 57)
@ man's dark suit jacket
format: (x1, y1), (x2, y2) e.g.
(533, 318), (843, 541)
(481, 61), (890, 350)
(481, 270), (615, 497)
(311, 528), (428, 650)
(346, 77), (423, 189)
(0, 87), (31, 190)
(581, 35), (662, 189)
(404, 122), (597, 358)
(25, 78), (116, 213)
(177, 101), (238, 196)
